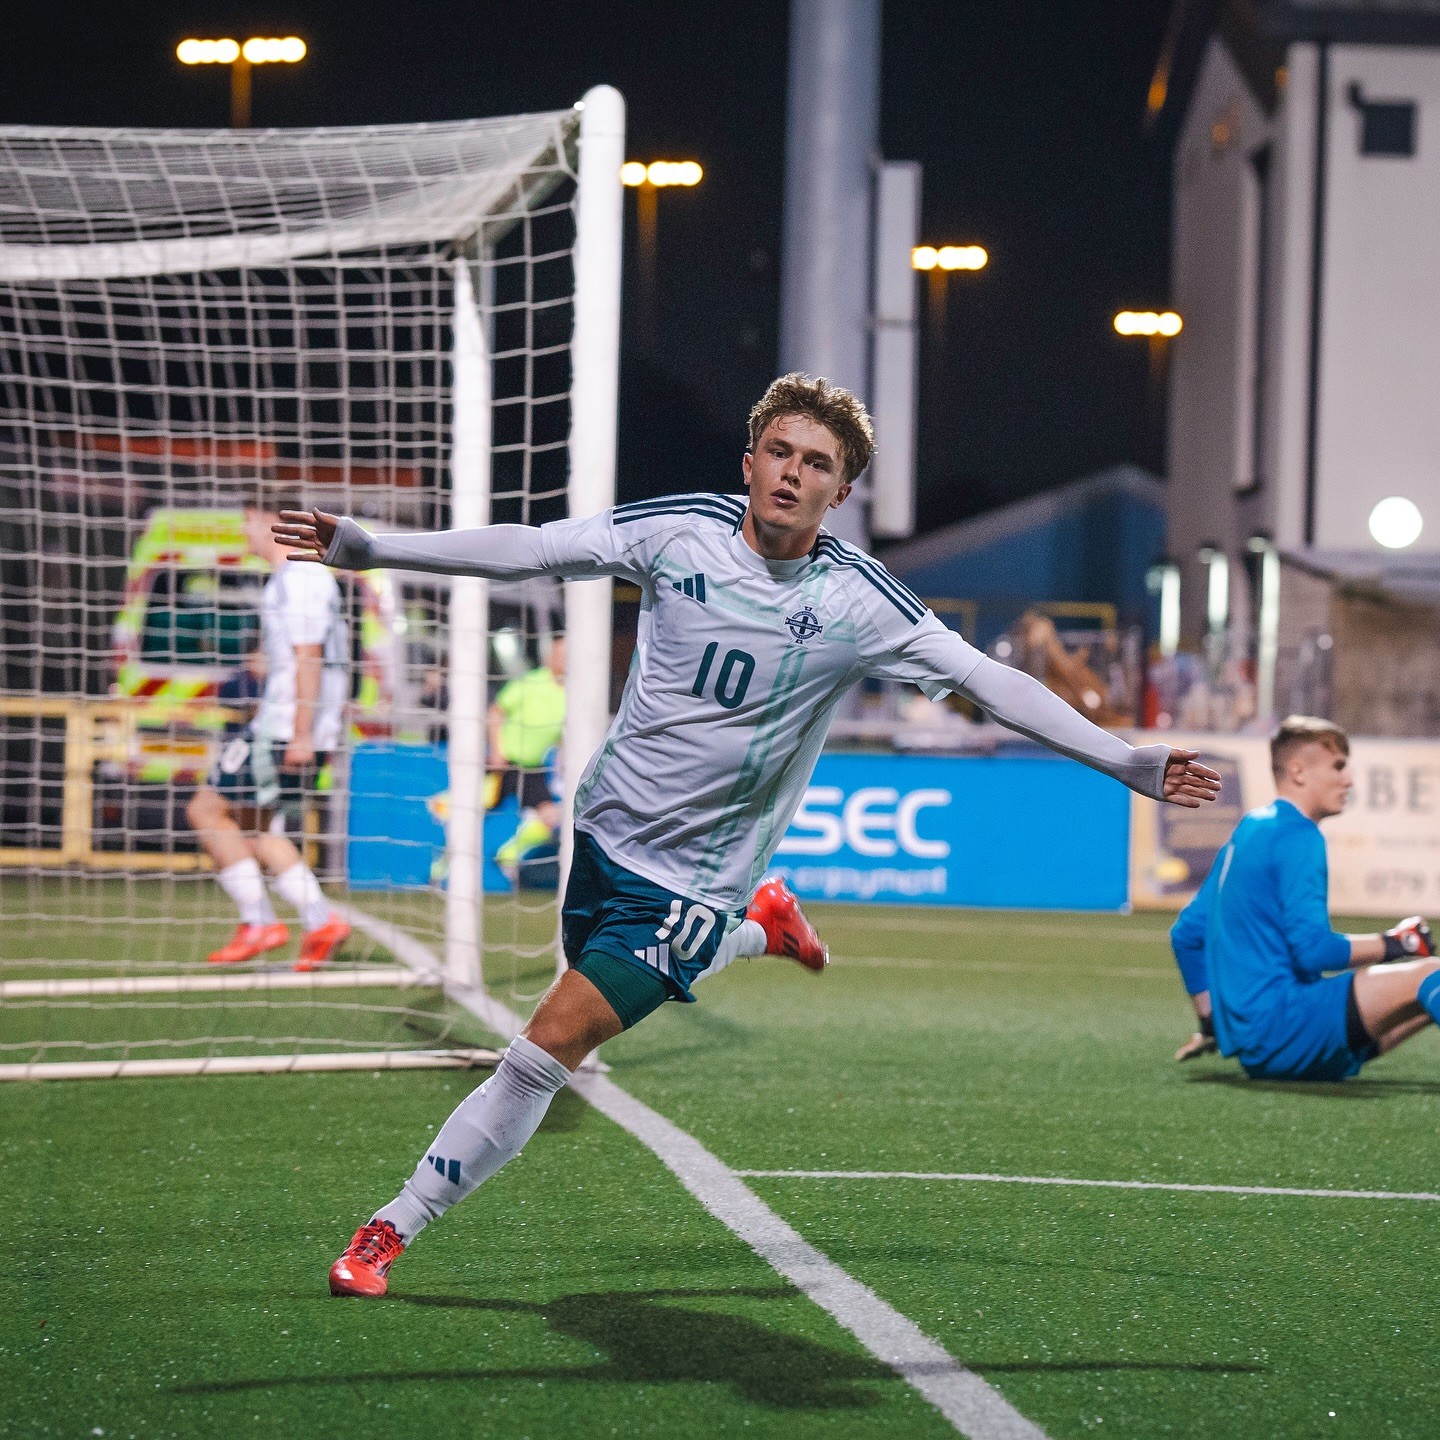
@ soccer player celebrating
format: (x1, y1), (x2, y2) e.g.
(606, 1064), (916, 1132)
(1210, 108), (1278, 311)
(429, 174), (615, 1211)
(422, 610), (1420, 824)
(1170, 716), (1437, 1077)
(274, 373), (1220, 1296)
(187, 509), (352, 970)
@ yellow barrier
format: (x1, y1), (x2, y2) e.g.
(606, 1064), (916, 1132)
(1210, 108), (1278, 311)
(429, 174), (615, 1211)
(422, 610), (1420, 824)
(0, 695), (210, 872)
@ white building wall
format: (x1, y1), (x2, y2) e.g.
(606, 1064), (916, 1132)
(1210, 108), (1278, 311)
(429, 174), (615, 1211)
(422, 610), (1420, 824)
(1167, 38), (1276, 639)
(1314, 44), (1440, 552)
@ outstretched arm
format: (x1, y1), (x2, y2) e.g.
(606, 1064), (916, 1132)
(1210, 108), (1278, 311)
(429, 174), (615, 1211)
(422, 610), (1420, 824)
(273, 508), (648, 585)
(958, 655), (1221, 806)
(863, 608), (1220, 806)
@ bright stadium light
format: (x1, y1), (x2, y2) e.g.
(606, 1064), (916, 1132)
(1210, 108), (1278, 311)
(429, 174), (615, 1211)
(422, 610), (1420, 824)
(913, 244), (987, 272)
(177, 35), (307, 127)
(623, 161), (704, 347)
(1115, 310), (1183, 337)
(1369, 496), (1423, 549)
(622, 160), (703, 188)
(937, 244), (988, 271)
(242, 36), (307, 64)
(177, 38), (241, 64)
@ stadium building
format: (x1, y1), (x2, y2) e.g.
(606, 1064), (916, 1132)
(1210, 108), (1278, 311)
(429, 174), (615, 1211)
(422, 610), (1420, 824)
(1151, 0), (1440, 735)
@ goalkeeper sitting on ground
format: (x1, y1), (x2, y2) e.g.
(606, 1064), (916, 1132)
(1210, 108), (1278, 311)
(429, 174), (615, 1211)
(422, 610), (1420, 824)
(1171, 716), (1437, 1077)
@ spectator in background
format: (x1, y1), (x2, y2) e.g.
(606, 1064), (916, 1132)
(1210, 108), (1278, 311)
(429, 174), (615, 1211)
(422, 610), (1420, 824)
(489, 635), (566, 881)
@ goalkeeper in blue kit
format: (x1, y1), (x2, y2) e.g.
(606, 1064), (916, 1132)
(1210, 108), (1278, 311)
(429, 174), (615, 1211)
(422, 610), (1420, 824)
(1171, 716), (1438, 1076)
(275, 373), (1221, 1296)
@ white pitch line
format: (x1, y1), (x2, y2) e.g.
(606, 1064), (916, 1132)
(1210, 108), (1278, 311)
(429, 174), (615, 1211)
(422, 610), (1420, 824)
(361, 908), (1048, 1437)
(571, 1072), (1046, 1439)
(735, 1170), (1440, 1204)
(336, 903), (524, 1043)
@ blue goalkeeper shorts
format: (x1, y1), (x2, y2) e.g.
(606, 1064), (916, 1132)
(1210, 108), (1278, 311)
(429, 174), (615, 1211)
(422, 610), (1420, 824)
(561, 828), (744, 1007)
(1237, 973), (1377, 1083)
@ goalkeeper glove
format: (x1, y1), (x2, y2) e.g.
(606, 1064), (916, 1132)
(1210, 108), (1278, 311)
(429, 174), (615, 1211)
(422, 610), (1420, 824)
(1382, 916), (1434, 962)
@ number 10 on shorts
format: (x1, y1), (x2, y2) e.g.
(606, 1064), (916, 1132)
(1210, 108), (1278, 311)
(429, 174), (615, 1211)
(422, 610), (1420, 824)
(656, 898), (716, 961)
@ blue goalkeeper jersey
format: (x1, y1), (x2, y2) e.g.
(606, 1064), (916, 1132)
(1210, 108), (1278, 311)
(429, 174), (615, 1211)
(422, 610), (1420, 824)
(1170, 798), (1351, 1058)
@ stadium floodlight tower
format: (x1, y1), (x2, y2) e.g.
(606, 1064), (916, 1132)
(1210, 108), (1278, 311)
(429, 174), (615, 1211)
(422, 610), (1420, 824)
(0, 88), (625, 1079)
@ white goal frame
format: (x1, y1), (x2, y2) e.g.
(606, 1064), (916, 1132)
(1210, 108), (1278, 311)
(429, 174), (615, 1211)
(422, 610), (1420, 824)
(0, 86), (625, 1079)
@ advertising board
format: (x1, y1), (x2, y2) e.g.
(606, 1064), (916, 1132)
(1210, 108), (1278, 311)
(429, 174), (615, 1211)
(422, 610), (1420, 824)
(1129, 732), (1440, 915)
(771, 750), (1131, 910)
(346, 743), (1134, 910)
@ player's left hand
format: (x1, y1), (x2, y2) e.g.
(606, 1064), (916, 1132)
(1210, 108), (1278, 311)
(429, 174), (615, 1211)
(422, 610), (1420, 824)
(1162, 750), (1222, 808)
(283, 736), (316, 771)
(1383, 916), (1433, 961)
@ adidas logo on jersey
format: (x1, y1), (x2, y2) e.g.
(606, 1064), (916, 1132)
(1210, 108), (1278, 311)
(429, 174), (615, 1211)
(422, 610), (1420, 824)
(672, 574), (707, 603)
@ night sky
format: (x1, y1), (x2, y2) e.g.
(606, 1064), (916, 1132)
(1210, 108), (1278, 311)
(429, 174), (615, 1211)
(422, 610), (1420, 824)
(1, 0), (1177, 537)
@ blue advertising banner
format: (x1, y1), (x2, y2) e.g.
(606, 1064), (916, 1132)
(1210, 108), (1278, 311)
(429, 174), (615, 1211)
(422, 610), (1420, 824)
(346, 743), (1132, 910)
(769, 751), (1131, 910)
(346, 743), (519, 893)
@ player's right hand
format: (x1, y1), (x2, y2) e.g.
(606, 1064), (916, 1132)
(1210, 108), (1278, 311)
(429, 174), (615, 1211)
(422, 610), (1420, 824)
(1382, 916), (1434, 962)
(273, 509), (340, 561)
(1174, 1031), (1219, 1062)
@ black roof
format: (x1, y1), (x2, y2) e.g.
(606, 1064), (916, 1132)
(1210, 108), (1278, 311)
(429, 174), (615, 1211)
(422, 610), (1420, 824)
(1148, 0), (1440, 140)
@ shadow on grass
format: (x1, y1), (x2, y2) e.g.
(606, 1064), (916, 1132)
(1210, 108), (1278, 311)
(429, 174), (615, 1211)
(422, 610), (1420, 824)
(175, 1285), (894, 1409)
(1187, 1072), (1440, 1099)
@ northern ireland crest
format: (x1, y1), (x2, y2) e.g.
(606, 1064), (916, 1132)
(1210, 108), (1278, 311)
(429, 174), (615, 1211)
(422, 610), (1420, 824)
(785, 605), (823, 645)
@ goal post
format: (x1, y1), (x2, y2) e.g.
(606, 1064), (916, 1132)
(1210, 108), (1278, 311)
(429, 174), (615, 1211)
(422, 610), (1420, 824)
(0, 87), (626, 1078)
(560, 85), (626, 976)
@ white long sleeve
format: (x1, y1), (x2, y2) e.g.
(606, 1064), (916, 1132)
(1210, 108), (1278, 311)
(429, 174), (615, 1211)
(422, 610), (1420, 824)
(863, 607), (1170, 802)
(323, 511), (655, 585)
(958, 653), (1170, 800)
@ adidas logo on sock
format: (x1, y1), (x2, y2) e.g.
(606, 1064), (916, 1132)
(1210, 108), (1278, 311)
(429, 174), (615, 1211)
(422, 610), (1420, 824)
(672, 574), (707, 603)
(427, 1153), (461, 1185)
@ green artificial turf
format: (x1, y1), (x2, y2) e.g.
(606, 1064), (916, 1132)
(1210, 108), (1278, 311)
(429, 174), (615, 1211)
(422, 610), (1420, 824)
(2, 1072), (949, 1439)
(4, 899), (1439, 1437)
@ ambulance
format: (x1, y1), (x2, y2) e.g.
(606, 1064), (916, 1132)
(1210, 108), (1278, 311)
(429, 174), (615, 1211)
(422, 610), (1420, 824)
(111, 508), (403, 788)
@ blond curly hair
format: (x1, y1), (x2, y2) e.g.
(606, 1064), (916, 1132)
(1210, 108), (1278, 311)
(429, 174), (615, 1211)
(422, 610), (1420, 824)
(747, 373), (875, 484)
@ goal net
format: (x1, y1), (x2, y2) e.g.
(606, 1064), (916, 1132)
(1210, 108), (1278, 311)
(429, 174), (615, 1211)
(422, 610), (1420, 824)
(0, 90), (624, 1078)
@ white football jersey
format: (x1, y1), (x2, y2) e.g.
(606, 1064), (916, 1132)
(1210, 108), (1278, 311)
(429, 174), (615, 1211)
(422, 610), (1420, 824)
(254, 561), (349, 751)
(517, 494), (985, 909)
(329, 495), (1170, 911)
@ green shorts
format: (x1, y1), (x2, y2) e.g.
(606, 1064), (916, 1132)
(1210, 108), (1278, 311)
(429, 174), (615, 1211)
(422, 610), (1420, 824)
(211, 729), (327, 836)
(561, 828), (744, 1028)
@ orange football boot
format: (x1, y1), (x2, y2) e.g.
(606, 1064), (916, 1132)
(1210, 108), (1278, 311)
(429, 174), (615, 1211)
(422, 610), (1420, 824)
(329, 1219), (405, 1298)
(295, 913), (351, 972)
(747, 877), (828, 971)
(207, 921), (289, 966)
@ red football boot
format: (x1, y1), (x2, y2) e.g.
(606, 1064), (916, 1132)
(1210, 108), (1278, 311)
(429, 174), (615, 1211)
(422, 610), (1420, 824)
(747, 877), (828, 971)
(207, 921), (289, 966)
(295, 913), (351, 972)
(329, 1219), (405, 1298)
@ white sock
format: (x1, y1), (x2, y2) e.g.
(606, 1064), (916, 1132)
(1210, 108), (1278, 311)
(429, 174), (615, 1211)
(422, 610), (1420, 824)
(272, 862), (332, 931)
(217, 858), (276, 926)
(372, 1034), (571, 1242)
(695, 917), (766, 984)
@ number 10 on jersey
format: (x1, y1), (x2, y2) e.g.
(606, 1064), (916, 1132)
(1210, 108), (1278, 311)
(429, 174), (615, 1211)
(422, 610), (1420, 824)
(692, 641), (755, 710)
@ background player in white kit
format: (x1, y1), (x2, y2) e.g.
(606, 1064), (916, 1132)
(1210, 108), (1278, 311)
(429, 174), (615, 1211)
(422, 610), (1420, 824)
(187, 509), (352, 970)
(275, 374), (1221, 1296)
